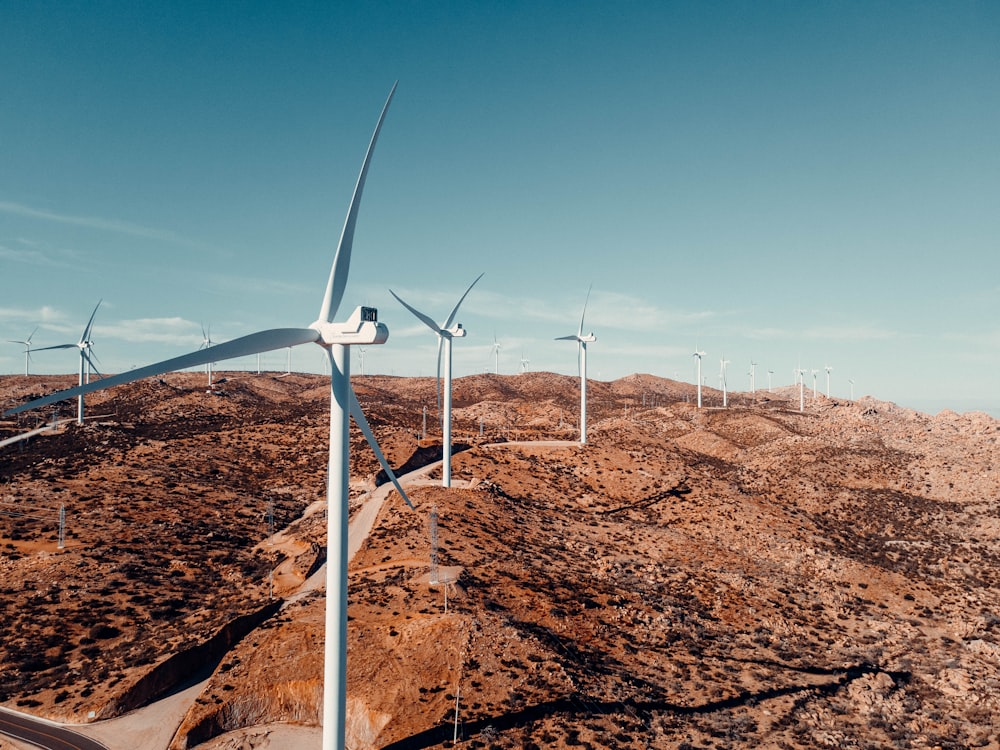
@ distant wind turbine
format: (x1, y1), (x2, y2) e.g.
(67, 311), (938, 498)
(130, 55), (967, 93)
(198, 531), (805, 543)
(749, 361), (757, 394)
(767, 369), (774, 393)
(795, 366), (807, 412)
(390, 273), (483, 488)
(849, 378), (855, 400)
(5, 84), (409, 750)
(556, 285), (597, 443)
(31, 300), (103, 424)
(519, 350), (529, 373)
(199, 324), (214, 387)
(692, 348), (706, 408)
(825, 365), (833, 398)
(8, 327), (38, 376)
(490, 332), (501, 375)
(720, 355), (730, 408)
(811, 369), (818, 399)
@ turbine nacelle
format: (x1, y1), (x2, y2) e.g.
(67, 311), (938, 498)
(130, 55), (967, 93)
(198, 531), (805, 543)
(310, 305), (388, 347)
(443, 323), (466, 339)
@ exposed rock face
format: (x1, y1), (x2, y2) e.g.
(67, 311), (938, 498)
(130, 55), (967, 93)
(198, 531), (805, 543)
(1, 372), (998, 748)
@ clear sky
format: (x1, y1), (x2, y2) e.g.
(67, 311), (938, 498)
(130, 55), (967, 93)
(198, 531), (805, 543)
(2, 2), (998, 417)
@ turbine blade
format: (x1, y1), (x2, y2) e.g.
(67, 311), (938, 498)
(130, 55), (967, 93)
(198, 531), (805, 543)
(31, 343), (77, 352)
(82, 350), (105, 380)
(4, 327), (320, 417)
(578, 283), (593, 337)
(436, 336), (443, 416)
(389, 290), (442, 335)
(80, 299), (102, 343)
(554, 335), (578, 341)
(442, 272), (484, 330)
(349, 389), (413, 509)
(318, 82), (397, 324)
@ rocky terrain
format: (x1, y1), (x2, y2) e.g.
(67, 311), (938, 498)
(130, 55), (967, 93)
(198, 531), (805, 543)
(1, 370), (998, 749)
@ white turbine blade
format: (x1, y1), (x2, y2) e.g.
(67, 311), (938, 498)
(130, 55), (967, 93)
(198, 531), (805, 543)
(4, 327), (320, 417)
(80, 299), (102, 343)
(349, 389), (413, 509)
(83, 350), (105, 380)
(555, 334), (578, 341)
(436, 335), (443, 415)
(318, 82), (397, 325)
(442, 272), (484, 330)
(578, 283), (593, 337)
(32, 343), (77, 352)
(389, 289), (442, 335)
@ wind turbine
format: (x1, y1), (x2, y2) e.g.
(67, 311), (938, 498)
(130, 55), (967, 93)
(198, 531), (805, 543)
(811, 369), (818, 399)
(795, 366), (806, 412)
(719, 355), (730, 408)
(199, 324), (214, 387)
(767, 369), (774, 393)
(390, 273), (483, 488)
(749, 361), (757, 394)
(31, 300), (103, 424)
(556, 285), (597, 444)
(825, 365), (833, 398)
(692, 348), (706, 408)
(519, 350), (529, 373)
(490, 332), (501, 375)
(4, 84), (409, 750)
(358, 347), (366, 376)
(8, 328), (38, 376)
(849, 378), (855, 400)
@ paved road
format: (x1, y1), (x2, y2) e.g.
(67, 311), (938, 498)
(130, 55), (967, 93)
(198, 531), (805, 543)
(0, 708), (108, 750)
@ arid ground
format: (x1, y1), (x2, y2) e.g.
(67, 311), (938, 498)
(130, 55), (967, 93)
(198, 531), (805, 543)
(1, 371), (998, 749)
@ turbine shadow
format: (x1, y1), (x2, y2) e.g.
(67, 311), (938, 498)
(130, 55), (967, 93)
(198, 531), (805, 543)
(379, 663), (910, 749)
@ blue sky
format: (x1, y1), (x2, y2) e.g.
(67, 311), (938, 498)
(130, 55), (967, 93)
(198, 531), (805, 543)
(2, 1), (998, 416)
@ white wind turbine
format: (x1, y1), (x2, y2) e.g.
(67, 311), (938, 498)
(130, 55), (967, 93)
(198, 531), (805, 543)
(32, 300), (103, 424)
(849, 378), (855, 400)
(825, 365), (833, 398)
(556, 285), (597, 444)
(8, 327), (38, 376)
(795, 366), (806, 412)
(719, 355), (730, 408)
(767, 369), (774, 393)
(811, 369), (819, 399)
(490, 332), (501, 375)
(390, 273), (483, 488)
(749, 360), (757, 394)
(519, 350), (529, 373)
(692, 348), (706, 408)
(5, 84), (409, 750)
(199, 324), (215, 387)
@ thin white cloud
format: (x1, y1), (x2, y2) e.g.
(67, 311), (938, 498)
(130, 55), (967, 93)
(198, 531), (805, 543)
(0, 200), (217, 251)
(96, 317), (201, 347)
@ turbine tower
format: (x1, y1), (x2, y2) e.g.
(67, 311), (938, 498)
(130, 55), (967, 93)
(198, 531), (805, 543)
(8, 328), (38, 376)
(390, 273), (483, 488)
(796, 366), (806, 412)
(749, 361), (757, 394)
(692, 348), (706, 408)
(556, 285), (597, 444)
(825, 365), (833, 398)
(811, 369), (818, 399)
(849, 378), (855, 400)
(32, 300), (103, 424)
(519, 350), (529, 373)
(5, 84), (409, 750)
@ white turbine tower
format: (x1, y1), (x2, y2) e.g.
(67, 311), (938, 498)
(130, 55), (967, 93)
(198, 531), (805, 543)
(811, 369), (818, 399)
(556, 285), (597, 444)
(767, 369), (774, 393)
(849, 378), (855, 400)
(796, 366), (806, 412)
(5, 84), (409, 750)
(692, 348), (706, 408)
(825, 365), (833, 398)
(32, 300), (103, 424)
(390, 273), (483, 488)
(720, 355), (730, 408)
(8, 328), (38, 376)
(519, 350), (529, 373)
(749, 361), (757, 394)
